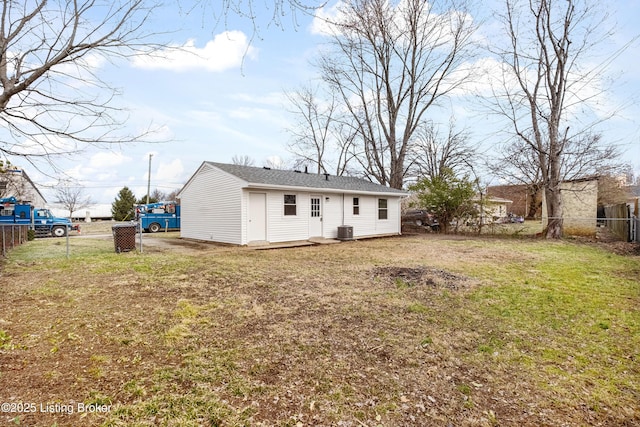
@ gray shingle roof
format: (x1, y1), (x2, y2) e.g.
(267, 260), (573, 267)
(207, 162), (407, 195)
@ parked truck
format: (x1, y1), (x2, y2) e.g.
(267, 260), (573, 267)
(135, 201), (180, 233)
(0, 197), (79, 237)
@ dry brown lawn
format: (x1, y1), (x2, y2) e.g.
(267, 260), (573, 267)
(0, 233), (638, 426)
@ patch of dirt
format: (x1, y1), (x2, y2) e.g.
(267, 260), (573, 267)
(372, 266), (473, 290)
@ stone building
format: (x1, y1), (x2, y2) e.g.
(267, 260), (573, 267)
(542, 177), (599, 236)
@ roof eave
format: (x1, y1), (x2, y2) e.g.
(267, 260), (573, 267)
(244, 183), (408, 197)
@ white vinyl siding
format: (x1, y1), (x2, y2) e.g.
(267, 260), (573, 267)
(180, 164), (243, 244)
(340, 194), (401, 238)
(266, 190), (309, 243)
(375, 197), (401, 235)
(345, 195), (376, 237)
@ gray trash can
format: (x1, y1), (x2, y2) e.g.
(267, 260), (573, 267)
(112, 223), (137, 253)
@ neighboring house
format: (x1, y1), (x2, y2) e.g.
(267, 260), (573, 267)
(0, 167), (47, 207)
(542, 176), (599, 236)
(476, 196), (513, 223)
(488, 184), (540, 218)
(178, 162), (408, 245)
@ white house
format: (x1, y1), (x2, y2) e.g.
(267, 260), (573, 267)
(178, 162), (408, 245)
(475, 196), (513, 223)
(0, 167), (47, 207)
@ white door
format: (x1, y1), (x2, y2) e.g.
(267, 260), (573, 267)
(309, 195), (323, 237)
(248, 192), (266, 242)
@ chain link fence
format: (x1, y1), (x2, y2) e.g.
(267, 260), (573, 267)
(1, 225), (29, 257)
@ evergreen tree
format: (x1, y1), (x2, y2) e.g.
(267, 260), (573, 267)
(112, 187), (136, 221)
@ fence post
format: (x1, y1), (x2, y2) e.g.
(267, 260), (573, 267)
(0, 225), (30, 257)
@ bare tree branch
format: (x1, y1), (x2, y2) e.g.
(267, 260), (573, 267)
(54, 180), (93, 218)
(0, 0), (166, 164)
(408, 119), (476, 181)
(315, 0), (478, 189)
(285, 84), (357, 176)
(231, 155), (256, 166)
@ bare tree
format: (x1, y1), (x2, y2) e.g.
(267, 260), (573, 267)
(285, 84), (357, 176)
(315, 0), (478, 189)
(489, 130), (623, 218)
(165, 188), (180, 202)
(487, 136), (544, 218)
(598, 174), (632, 207)
(55, 182), (93, 218)
(263, 157), (287, 169)
(408, 119), (476, 181)
(231, 155), (255, 166)
(486, 0), (629, 238)
(195, 0), (326, 34)
(0, 0), (162, 163)
(560, 133), (622, 180)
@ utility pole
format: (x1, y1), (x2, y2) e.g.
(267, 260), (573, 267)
(146, 153), (153, 204)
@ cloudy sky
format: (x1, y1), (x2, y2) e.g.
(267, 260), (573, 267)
(11, 0), (640, 205)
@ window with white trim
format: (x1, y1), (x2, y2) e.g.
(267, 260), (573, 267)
(284, 194), (297, 216)
(378, 198), (388, 220)
(353, 197), (360, 215)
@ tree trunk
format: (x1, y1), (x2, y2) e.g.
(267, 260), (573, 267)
(389, 157), (405, 190)
(526, 185), (540, 219)
(544, 185), (563, 238)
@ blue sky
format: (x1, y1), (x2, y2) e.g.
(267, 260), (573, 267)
(13, 0), (640, 205)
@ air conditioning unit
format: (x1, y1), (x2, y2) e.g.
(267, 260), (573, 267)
(337, 225), (353, 241)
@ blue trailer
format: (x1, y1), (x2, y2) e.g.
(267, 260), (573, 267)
(135, 201), (180, 233)
(0, 197), (79, 237)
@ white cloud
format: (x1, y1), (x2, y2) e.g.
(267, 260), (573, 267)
(230, 92), (286, 107)
(228, 108), (254, 119)
(310, 1), (345, 36)
(89, 151), (132, 169)
(53, 152), (133, 199)
(63, 164), (93, 181)
(57, 53), (107, 86)
(6, 134), (79, 158)
(154, 158), (184, 183)
(131, 31), (257, 72)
